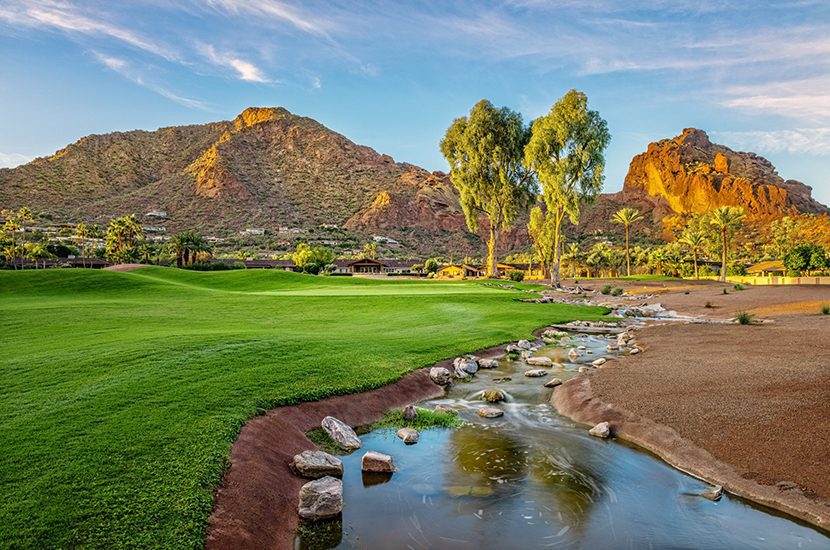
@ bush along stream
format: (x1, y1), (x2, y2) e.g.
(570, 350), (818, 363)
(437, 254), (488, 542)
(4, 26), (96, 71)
(297, 324), (829, 549)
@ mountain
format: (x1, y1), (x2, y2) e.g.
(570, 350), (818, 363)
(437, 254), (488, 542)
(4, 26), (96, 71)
(2, 111), (826, 254)
(580, 128), (828, 238)
(0, 107), (482, 255)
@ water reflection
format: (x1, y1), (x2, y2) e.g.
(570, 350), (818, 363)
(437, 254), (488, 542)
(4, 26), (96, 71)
(296, 333), (830, 549)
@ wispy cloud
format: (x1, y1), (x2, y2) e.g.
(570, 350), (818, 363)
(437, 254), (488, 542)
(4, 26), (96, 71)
(204, 0), (334, 37)
(200, 44), (269, 82)
(0, 152), (33, 168)
(91, 51), (210, 110)
(711, 128), (830, 156)
(721, 77), (830, 122)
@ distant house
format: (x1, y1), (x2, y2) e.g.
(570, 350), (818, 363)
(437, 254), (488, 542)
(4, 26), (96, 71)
(747, 260), (786, 276)
(241, 228), (266, 236)
(146, 210), (168, 219)
(438, 264), (484, 279)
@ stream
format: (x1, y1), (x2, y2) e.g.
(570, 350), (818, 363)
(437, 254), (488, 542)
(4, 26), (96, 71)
(296, 331), (829, 549)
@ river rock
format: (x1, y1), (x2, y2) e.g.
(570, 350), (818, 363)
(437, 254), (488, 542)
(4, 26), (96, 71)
(429, 366), (452, 385)
(396, 427), (419, 444)
(568, 349), (581, 360)
(477, 406), (504, 418)
(629, 347), (641, 355)
(589, 421), (611, 438)
(434, 404), (458, 415)
(292, 450), (343, 479)
(453, 358), (478, 376)
(578, 366), (590, 373)
(298, 476), (343, 520)
(321, 416), (362, 450)
(478, 358), (499, 369)
(700, 484), (723, 501)
(544, 377), (564, 388)
(524, 369), (548, 377)
(361, 450), (397, 473)
(577, 345), (587, 350)
(517, 339), (532, 349)
(482, 388), (507, 402)
(592, 358), (607, 367)
(526, 356), (553, 367)
(403, 404), (418, 421)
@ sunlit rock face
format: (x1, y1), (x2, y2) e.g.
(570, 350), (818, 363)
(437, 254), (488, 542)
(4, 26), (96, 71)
(621, 128), (827, 220)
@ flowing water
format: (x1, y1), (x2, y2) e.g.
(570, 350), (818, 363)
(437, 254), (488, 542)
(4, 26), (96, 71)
(297, 333), (829, 549)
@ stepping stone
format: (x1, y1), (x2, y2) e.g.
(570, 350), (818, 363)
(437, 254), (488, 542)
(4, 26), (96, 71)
(526, 356), (553, 367)
(524, 369), (548, 377)
(298, 476), (343, 520)
(361, 450), (396, 473)
(291, 450), (343, 479)
(477, 406), (504, 418)
(396, 427), (419, 444)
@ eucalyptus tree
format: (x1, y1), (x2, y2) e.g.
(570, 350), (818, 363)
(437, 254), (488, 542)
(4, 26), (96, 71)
(525, 90), (610, 287)
(708, 206), (745, 281)
(527, 205), (556, 277)
(611, 207), (643, 276)
(441, 100), (534, 277)
(679, 229), (707, 280)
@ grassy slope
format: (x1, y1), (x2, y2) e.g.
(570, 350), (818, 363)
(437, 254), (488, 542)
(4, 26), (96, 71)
(0, 268), (608, 548)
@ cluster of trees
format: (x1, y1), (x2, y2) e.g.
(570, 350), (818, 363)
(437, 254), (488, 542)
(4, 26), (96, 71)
(442, 90), (609, 286)
(291, 243), (335, 274)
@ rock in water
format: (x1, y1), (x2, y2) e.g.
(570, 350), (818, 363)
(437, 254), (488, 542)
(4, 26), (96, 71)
(298, 476), (343, 520)
(321, 416), (362, 450)
(589, 421), (611, 438)
(592, 358), (607, 367)
(396, 427), (419, 444)
(629, 347), (641, 355)
(526, 356), (553, 367)
(361, 450), (396, 472)
(524, 369), (548, 377)
(568, 349), (581, 360)
(544, 378), (564, 388)
(482, 388), (507, 403)
(701, 485), (724, 501)
(477, 406), (504, 418)
(478, 358), (499, 369)
(291, 450), (343, 479)
(429, 366), (452, 385)
(403, 404), (418, 421)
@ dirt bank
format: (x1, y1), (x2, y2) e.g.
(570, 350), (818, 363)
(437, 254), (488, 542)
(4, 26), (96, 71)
(103, 263), (151, 272)
(205, 368), (444, 550)
(553, 281), (830, 532)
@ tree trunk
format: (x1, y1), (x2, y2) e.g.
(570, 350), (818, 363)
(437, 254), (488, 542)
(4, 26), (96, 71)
(486, 224), (498, 278)
(625, 225), (631, 277)
(720, 229), (727, 282)
(550, 211), (562, 288)
(693, 251), (699, 280)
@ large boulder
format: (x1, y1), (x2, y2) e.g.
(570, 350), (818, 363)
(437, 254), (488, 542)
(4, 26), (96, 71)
(452, 357), (478, 377)
(517, 339), (533, 350)
(361, 450), (396, 473)
(429, 366), (452, 385)
(291, 450), (343, 479)
(526, 356), (553, 367)
(482, 388), (507, 403)
(478, 358), (499, 369)
(477, 406), (504, 418)
(589, 421), (611, 438)
(321, 416), (362, 450)
(298, 476), (343, 520)
(403, 404), (418, 421)
(396, 427), (419, 444)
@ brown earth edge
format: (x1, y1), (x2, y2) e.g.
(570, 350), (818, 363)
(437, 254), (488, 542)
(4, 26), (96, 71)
(552, 375), (829, 533)
(205, 344), (508, 550)
(550, 279), (830, 534)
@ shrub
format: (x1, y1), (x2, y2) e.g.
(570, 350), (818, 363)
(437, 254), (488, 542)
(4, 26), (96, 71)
(611, 287), (623, 296)
(183, 262), (244, 271)
(733, 283), (744, 291)
(736, 311), (754, 325)
(822, 304), (830, 315)
(704, 301), (714, 308)
(508, 270), (525, 282)
(722, 288), (729, 295)
(600, 284), (612, 295)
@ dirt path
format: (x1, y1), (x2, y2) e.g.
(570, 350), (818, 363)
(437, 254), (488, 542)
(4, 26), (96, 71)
(553, 280), (830, 531)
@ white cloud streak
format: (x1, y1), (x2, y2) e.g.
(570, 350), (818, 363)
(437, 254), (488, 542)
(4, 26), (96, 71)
(0, 152), (34, 168)
(200, 44), (269, 82)
(711, 128), (830, 156)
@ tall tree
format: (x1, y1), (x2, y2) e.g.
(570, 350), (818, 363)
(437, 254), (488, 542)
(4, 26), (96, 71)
(441, 100), (533, 277)
(708, 206), (745, 282)
(679, 229), (707, 280)
(611, 207), (643, 276)
(105, 215), (143, 263)
(1, 207), (33, 269)
(74, 223), (101, 268)
(525, 90), (610, 287)
(527, 206), (556, 277)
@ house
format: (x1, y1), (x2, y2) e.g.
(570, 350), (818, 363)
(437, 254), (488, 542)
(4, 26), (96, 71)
(501, 263), (546, 280)
(437, 264), (484, 279)
(747, 260), (786, 276)
(348, 258), (386, 274)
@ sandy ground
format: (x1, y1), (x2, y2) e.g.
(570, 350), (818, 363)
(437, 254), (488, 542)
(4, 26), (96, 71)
(553, 279), (830, 531)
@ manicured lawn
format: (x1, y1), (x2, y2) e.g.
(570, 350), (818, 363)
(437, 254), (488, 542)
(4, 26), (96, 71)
(0, 268), (609, 548)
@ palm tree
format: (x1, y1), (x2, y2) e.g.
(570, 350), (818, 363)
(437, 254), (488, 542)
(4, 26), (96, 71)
(708, 206), (745, 282)
(1, 208), (33, 269)
(105, 215), (144, 263)
(610, 208), (644, 276)
(562, 243), (583, 277)
(74, 223), (100, 268)
(679, 230), (707, 280)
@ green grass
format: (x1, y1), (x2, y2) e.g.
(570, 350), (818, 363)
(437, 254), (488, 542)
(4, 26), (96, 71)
(0, 268), (609, 548)
(371, 406), (464, 430)
(736, 311), (754, 325)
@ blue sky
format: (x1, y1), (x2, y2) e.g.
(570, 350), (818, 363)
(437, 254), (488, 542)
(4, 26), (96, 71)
(1, 0), (829, 204)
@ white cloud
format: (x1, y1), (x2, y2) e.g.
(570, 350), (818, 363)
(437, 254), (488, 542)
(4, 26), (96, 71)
(204, 0), (334, 37)
(721, 77), (830, 122)
(200, 44), (269, 82)
(711, 128), (830, 156)
(0, 152), (33, 168)
(311, 76), (321, 89)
